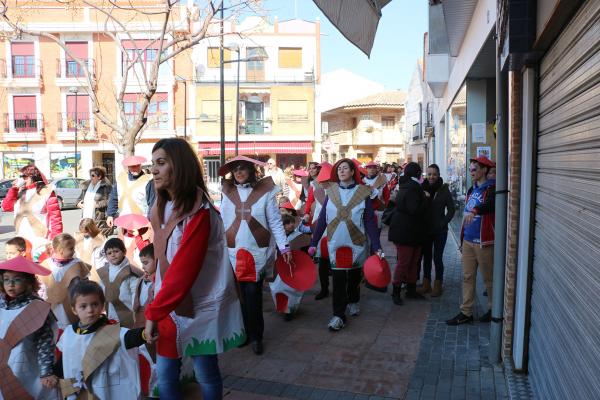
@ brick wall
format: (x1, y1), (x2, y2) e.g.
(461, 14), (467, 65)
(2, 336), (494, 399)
(502, 70), (522, 359)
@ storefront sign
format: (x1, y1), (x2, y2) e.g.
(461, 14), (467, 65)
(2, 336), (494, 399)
(50, 152), (81, 178)
(2, 153), (35, 179)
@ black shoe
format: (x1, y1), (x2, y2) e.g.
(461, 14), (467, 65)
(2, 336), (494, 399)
(392, 284), (403, 305)
(479, 310), (492, 322)
(446, 312), (474, 326)
(315, 289), (329, 300)
(252, 340), (264, 355)
(483, 290), (488, 297)
(365, 282), (387, 293)
(406, 283), (426, 300)
(284, 313), (294, 321)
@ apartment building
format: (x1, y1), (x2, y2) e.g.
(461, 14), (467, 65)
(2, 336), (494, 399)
(321, 91), (406, 165)
(0, 0), (192, 180)
(192, 16), (320, 183)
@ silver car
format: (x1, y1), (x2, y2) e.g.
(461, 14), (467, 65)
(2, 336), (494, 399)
(49, 178), (85, 210)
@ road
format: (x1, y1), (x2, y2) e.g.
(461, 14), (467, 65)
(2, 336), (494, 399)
(0, 208), (83, 259)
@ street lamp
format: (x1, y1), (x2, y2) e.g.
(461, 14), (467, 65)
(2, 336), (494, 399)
(68, 86), (79, 178)
(175, 76), (188, 139)
(223, 44), (268, 155)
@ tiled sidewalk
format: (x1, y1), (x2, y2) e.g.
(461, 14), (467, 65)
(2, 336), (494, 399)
(221, 234), (431, 399)
(405, 234), (509, 400)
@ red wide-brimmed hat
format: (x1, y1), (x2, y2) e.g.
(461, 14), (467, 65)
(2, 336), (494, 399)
(317, 162), (332, 183)
(364, 255), (391, 288)
(114, 214), (150, 230)
(469, 156), (496, 168)
(365, 161), (379, 168)
(122, 155), (147, 167)
(330, 158), (362, 183)
(279, 202), (295, 211)
(275, 250), (317, 291)
(218, 155), (265, 176)
(0, 256), (51, 276)
(292, 169), (309, 177)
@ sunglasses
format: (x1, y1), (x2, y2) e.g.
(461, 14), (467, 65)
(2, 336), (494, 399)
(232, 165), (250, 172)
(90, 174), (98, 178)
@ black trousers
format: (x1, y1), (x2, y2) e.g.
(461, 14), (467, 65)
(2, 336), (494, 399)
(318, 257), (331, 291)
(239, 280), (264, 342)
(332, 268), (362, 318)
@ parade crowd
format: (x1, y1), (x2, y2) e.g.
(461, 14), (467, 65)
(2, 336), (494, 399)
(0, 137), (497, 399)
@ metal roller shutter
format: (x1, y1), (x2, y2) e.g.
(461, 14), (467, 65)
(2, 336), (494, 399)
(529, 1), (600, 398)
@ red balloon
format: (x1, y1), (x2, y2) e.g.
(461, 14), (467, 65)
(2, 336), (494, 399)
(275, 250), (317, 291)
(364, 255), (391, 288)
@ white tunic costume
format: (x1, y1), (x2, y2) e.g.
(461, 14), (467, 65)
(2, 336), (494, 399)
(97, 258), (138, 328)
(58, 324), (141, 400)
(221, 178), (288, 282)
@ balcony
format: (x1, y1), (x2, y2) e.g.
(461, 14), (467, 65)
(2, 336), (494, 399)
(0, 58), (43, 88)
(329, 128), (405, 147)
(56, 112), (94, 141)
(55, 58), (95, 87)
(2, 113), (44, 141)
(242, 119), (272, 135)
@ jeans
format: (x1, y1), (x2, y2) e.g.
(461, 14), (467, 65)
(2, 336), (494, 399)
(332, 268), (362, 318)
(422, 231), (448, 282)
(156, 354), (222, 400)
(239, 280), (264, 342)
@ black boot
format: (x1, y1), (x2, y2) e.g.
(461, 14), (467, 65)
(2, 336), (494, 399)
(405, 283), (426, 299)
(392, 284), (403, 305)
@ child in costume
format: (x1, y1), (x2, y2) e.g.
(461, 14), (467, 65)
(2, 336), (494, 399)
(97, 238), (139, 329)
(58, 280), (148, 400)
(114, 214), (152, 270)
(269, 214), (311, 321)
(0, 256), (59, 400)
(74, 218), (106, 281)
(40, 233), (90, 330)
(4, 236), (29, 260)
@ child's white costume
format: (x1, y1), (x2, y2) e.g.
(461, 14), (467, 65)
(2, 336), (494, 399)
(97, 258), (139, 328)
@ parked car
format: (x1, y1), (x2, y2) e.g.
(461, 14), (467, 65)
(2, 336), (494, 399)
(49, 177), (85, 210)
(0, 179), (13, 201)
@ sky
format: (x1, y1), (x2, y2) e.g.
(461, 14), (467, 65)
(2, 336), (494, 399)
(260, 0), (428, 91)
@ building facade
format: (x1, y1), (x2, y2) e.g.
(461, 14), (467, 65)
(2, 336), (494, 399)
(0, 0), (193, 181)
(192, 17), (320, 185)
(321, 91), (406, 164)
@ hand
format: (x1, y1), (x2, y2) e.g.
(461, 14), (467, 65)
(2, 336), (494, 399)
(302, 214), (310, 223)
(106, 216), (114, 228)
(424, 191), (431, 198)
(282, 251), (292, 264)
(376, 249), (384, 259)
(144, 320), (159, 344)
(13, 177), (25, 188)
(308, 247), (316, 257)
(463, 212), (475, 226)
(40, 375), (58, 389)
(77, 201), (83, 209)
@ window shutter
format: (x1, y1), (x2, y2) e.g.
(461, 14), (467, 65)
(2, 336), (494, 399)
(278, 48), (302, 68)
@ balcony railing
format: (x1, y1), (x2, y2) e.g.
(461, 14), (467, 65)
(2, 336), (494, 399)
(58, 112), (90, 132)
(56, 58), (95, 78)
(244, 120), (268, 134)
(0, 58), (42, 79)
(3, 113), (44, 133)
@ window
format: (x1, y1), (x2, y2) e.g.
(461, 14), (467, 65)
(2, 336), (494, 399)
(123, 93), (168, 129)
(57, 179), (79, 189)
(65, 42), (88, 77)
(123, 94), (141, 127)
(277, 100), (308, 121)
(245, 102), (264, 134)
(12, 96), (38, 132)
(201, 100), (232, 120)
(122, 40), (161, 75)
(382, 117), (395, 129)
(207, 47), (231, 68)
(278, 47), (302, 68)
(11, 42), (35, 78)
(246, 47), (265, 81)
(66, 94), (90, 132)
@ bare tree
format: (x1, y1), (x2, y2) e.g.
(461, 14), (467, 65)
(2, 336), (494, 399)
(0, 0), (260, 155)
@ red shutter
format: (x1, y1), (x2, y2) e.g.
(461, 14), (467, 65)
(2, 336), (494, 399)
(153, 93), (168, 103)
(13, 96), (36, 114)
(65, 42), (88, 60)
(123, 93), (140, 102)
(122, 39), (160, 50)
(66, 94), (89, 113)
(11, 42), (34, 56)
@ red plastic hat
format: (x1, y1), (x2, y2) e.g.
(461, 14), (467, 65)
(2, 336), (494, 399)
(469, 156), (496, 168)
(114, 214), (150, 230)
(364, 255), (391, 288)
(292, 169), (309, 177)
(316, 162), (332, 183)
(218, 155), (265, 176)
(0, 256), (51, 276)
(275, 250), (317, 291)
(330, 158), (362, 183)
(365, 161), (379, 168)
(122, 155), (147, 167)
(279, 202), (295, 211)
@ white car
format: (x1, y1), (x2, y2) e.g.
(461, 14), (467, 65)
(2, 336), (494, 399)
(49, 177), (85, 209)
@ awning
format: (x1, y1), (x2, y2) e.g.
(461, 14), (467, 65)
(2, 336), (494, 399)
(313, 0), (392, 56)
(199, 141), (313, 156)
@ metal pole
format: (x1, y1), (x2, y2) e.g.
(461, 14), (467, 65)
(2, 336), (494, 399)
(490, 30), (509, 365)
(219, 4), (225, 166)
(74, 90), (78, 178)
(183, 80), (187, 140)
(235, 49), (240, 156)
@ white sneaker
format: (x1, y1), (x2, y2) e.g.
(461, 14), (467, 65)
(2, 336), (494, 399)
(347, 302), (360, 316)
(327, 316), (345, 331)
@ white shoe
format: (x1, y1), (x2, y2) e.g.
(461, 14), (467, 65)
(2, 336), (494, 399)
(347, 302), (360, 316)
(327, 316), (345, 331)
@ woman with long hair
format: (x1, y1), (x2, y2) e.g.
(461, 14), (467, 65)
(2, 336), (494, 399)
(1, 164), (63, 260)
(144, 138), (245, 400)
(309, 158), (382, 331)
(76, 166), (113, 236)
(219, 155), (290, 355)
